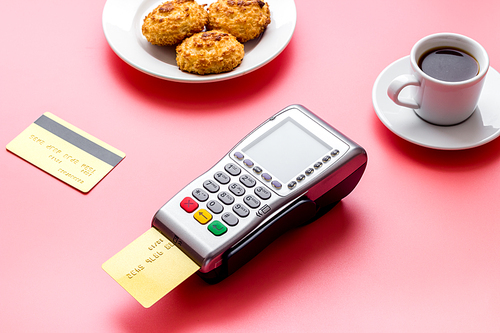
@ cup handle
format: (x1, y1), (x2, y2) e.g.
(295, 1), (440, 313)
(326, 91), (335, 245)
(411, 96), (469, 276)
(387, 74), (420, 109)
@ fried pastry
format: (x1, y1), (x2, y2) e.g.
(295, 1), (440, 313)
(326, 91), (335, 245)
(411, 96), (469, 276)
(176, 30), (245, 75)
(142, 0), (208, 46)
(207, 0), (271, 43)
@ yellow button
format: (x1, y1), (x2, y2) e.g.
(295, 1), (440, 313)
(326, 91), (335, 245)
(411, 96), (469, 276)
(193, 209), (212, 224)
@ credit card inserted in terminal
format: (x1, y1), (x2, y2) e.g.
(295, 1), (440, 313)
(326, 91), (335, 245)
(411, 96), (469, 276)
(103, 104), (367, 308)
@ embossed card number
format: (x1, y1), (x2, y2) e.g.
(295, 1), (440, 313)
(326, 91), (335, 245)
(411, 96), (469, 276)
(102, 228), (200, 308)
(6, 112), (126, 193)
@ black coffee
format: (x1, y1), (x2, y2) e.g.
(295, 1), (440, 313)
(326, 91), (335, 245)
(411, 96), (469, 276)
(419, 48), (479, 82)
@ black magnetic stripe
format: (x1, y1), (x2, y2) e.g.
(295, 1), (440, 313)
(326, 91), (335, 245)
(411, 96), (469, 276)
(34, 115), (123, 167)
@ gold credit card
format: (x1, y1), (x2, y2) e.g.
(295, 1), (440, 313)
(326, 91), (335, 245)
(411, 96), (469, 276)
(6, 112), (125, 193)
(102, 228), (200, 308)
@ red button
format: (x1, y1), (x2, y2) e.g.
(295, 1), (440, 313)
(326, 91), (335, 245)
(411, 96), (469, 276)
(180, 197), (198, 213)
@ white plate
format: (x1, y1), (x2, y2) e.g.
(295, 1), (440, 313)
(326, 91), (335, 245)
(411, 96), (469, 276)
(102, 0), (296, 83)
(372, 56), (500, 150)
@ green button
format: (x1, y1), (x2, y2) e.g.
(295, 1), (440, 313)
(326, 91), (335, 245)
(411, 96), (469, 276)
(208, 221), (227, 236)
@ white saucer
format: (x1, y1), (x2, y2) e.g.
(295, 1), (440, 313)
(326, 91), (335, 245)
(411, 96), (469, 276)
(372, 56), (500, 150)
(102, 0), (296, 83)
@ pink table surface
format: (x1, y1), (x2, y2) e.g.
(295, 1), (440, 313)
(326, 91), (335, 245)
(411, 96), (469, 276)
(1, 0), (500, 332)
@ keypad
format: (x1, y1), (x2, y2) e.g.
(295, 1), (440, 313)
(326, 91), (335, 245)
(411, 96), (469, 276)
(214, 171), (230, 184)
(207, 200), (224, 214)
(254, 186), (271, 200)
(224, 163), (241, 176)
(208, 221), (227, 236)
(243, 195), (260, 209)
(181, 163), (273, 236)
(192, 188), (209, 202)
(221, 212), (239, 226)
(233, 203), (250, 217)
(194, 209), (212, 224)
(229, 183), (245, 196)
(180, 197), (198, 213)
(217, 191), (234, 205)
(239, 174), (256, 188)
(203, 180), (219, 193)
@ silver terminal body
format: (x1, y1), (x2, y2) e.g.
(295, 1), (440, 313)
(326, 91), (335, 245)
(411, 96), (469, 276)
(153, 105), (367, 272)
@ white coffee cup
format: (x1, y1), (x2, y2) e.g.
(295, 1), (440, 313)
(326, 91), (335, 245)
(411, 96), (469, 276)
(387, 33), (489, 126)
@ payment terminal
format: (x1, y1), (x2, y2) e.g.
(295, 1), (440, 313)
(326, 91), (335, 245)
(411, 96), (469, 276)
(152, 104), (367, 283)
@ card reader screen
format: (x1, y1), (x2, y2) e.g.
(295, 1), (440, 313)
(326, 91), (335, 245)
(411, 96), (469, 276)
(243, 118), (331, 182)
